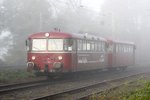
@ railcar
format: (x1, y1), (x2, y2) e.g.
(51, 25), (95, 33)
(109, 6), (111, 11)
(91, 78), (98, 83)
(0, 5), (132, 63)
(107, 39), (135, 70)
(26, 32), (108, 75)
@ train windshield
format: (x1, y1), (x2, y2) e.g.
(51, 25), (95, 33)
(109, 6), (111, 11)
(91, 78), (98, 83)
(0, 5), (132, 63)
(48, 39), (63, 51)
(48, 39), (73, 51)
(30, 39), (73, 51)
(32, 39), (46, 51)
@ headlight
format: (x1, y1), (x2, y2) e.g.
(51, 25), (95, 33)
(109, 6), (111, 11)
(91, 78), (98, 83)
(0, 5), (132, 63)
(45, 33), (49, 37)
(32, 56), (36, 60)
(58, 56), (63, 60)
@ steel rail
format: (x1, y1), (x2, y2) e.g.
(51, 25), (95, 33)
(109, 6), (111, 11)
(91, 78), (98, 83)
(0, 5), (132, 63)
(0, 69), (106, 95)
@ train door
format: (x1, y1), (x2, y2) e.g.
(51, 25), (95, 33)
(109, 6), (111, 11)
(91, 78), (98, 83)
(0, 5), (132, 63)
(107, 42), (114, 68)
(71, 39), (77, 72)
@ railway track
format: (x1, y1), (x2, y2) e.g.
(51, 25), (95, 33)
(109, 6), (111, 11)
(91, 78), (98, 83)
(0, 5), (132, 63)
(0, 70), (104, 96)
(0, 78), (48, 95)
(0, 67), (149, 100)
(33, 72), (149, 100)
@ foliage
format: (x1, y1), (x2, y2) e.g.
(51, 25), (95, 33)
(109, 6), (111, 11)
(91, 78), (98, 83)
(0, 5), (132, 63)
(128, 81), (150, 100)
(0, 0), (52, 65)
(0, 69), (35, 83)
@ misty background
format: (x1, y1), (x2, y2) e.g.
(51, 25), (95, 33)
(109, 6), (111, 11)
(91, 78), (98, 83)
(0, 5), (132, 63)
(0, 0), (149, 68)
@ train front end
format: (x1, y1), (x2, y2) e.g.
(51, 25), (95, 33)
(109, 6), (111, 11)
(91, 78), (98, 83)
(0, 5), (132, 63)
(26, 32), (75, 75)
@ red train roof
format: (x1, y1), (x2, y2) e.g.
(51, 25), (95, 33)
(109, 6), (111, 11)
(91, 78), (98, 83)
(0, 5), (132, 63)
(107, 38), (135, 45)
(28, 32), (74, 39)
(28, 31), (106, 41)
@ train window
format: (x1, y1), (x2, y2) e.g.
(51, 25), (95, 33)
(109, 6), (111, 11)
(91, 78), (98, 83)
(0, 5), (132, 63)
(48, 39), (63, 51)
(102, 42), (105, 52)
(118, 45), (120, 52)
(26, 39), (30, 51)
(125, 46), (127, 52)
(128, 46), (130, 52)
(72, 40), (76, 51)
(82, 40), (87, 51)
(63, 39), (73, 51)
(123, 45), (124, 52)
(126, 46), (128, 52)
(119, 45), (121, 52)
(130, 46), (133, 53)
(116, 45), (118, 52)
(120, 45), (123, 52)
(124, 45), (126, 52)
(127, 46), (130, 52)
(121, 45), (123, 52)
(123, 45), (125, 52)
(87, 41), (90, 51)
(77, 40), (83, 51)
(32, 39), (46, 51)
(101, 42), (103, 52)
(95, 42), (98, 51)
(97, 42), (101, 51)
(129, 46), (131, 52)
(64, 40), (68, 51)
(100, 42), (103, 51)
(91, 42), (95, 51)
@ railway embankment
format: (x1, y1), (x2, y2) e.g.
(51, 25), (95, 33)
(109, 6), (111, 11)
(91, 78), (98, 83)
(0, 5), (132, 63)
(1, 66), (150, 100)
(0, 69), (35, 84)
(88, 73), (150, 100)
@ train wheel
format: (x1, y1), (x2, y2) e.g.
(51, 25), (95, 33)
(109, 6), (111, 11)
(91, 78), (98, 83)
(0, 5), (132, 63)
(34, 72), (41, 77)
(122, 66), (127, 71)
(108, 67), (117, 71)
(120, 66), (127, 71)
(47, 73), (62, 80)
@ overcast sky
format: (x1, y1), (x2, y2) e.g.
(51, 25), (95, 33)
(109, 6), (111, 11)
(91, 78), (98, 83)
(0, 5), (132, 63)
(82, 0), (104, 12)
(0, 0), (3, 4)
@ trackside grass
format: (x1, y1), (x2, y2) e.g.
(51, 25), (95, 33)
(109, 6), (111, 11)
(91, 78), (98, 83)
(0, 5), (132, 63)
(89, 77), (150, 100)
(127, 80), (150, 100)
(0, 70), (35, 83)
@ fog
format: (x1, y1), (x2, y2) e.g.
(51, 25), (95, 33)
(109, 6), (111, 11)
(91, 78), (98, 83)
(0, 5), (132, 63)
(0, 0), (149, 67)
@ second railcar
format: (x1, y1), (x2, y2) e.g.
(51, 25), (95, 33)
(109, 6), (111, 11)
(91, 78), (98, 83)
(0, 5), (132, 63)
(107, 39), (135, 70)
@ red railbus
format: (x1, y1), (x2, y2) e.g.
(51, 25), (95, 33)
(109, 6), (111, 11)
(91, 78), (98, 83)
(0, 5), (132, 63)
(26, 31), (135, 75)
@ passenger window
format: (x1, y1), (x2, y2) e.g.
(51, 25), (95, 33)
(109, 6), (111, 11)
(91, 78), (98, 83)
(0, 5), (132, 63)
(82, 40), (86, 51)
(77, 40), (82, 51)
(116, 45), (118, 53)
(63, 39), (73, 51)
(87, 41), (90, 51)
(98, 42), (101, 51)
(72, 40), (76, 51)
(124, 45), (126, 52)
(102, 42), (105, 52)
(95, 42), (98, 51)
(119, 45), (122, 52)
(131, 46), (133, 53)
(91, 42), (95, 51)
